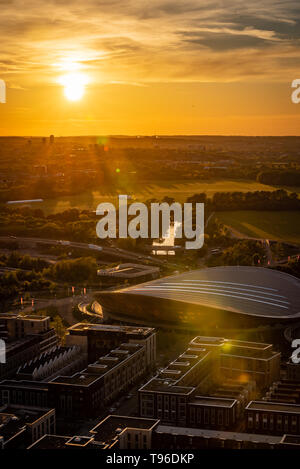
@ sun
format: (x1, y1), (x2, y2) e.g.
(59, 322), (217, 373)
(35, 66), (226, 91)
(58, 72), (89, 102)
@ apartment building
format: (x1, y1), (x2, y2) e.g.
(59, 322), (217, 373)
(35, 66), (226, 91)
(27, 415), (159, 450)
(139, 346), (217, 425)
(66, 323), (156, 367)
(0, 380), (49, 407)
(0, 405), (55, 449)
(0, 314), (59, 380)
(48, 342), (147, 418)
(139, 335), (273, 428)
(190, 336), (280, 388)
(188, 396), (238, 430)
(246, 400), (300, 435)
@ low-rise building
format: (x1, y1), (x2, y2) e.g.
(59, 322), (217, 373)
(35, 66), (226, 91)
(190, 336), (280, 389)
(48, 342), (147, 418)
(66, 323), (156, 367)
(152, 425), (286, 449)
(89, 415), (159, 449)
(287, 359), (300, 381)
(188, 396), (238, 430)
(0, 380), (49, 407)
(139, 346), (218, 425)
(0, 405), (55, 449)
(27, 415), (159, 450)
(0, 314), (59, 380)
(246, 400), (300, 435)
(265, 380), (300, 404)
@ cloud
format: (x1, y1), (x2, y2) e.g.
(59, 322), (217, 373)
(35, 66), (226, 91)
(0, 0), (299, 85)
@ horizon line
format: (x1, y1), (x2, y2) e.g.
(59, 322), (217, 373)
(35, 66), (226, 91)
(1, 134), (300, 138)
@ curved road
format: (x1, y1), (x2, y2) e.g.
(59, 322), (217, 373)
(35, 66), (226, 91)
(0, 235), (164, 266)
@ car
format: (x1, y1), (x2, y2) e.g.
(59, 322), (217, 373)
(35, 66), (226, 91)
(211, 248), (221, 255)
(88, 244), (103, 251)
(59, 240), (70, 246)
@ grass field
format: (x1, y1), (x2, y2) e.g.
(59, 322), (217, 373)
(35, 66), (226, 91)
(35, 179), (293, 214)
(214, 210), (300, 244)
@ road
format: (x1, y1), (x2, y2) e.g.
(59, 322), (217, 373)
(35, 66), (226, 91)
(224, 225), (300, 267)
(78, 300), (103, 320)
(11, 293), (95, 326)
(0, 235), (165, 266)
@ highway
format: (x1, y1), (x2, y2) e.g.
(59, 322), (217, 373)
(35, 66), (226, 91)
(0, 235), (165, 266)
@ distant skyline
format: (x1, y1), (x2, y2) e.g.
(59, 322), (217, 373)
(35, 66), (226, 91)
(0, 0), (300, 136)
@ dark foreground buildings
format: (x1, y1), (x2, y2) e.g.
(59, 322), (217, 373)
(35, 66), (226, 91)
(2, 314), (300, 450)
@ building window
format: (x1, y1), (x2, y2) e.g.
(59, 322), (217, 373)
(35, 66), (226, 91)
(277, 415), (282, 431)
(190, 407), (195, 424)
(1, 390), (9, 405)
(291, 416), (297, 432)
(211, 408), (215, 425)
(263, 414), (268, 430)
(284, 416), (289, 432)
(218, 410), (223, 426)
(248, 415), (253, 429)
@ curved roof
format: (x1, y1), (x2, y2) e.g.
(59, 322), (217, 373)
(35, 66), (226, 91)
(121, 266), (300, 320)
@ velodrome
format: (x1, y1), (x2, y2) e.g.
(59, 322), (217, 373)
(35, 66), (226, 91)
(97, 267), (300, 326)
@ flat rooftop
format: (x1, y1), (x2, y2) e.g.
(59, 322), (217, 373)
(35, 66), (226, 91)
(246, 401), (300, 413)
(190, 336), (272, 350)
(190, 396), (236, 408)
(140, 377), (195, 395)
(28, 435), (71, 450)
(50, 343), (143, 386)
(118, 266), (300, 320)
(50, 372), (99, 386)
(140, 347), (211, 394)
(0, 314), (49, 322)
(0, 406), (52, 442)
(5, 336), (39, 353)
(0, 380), (48, 391)
(155, 425), (282, 445)
(27, 435), (102, 450)
(68, 323), (155, 337)
(90, 415), (159, 444)
(281, 435), (300, 445)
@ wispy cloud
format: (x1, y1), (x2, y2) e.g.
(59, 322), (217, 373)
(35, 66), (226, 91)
(0, 0), (299, 86)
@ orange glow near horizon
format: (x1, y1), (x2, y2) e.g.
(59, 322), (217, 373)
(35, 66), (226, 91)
(1, 1), (300, 135)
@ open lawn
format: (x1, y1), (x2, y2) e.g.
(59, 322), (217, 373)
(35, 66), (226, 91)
(30, 179), (295, 214)
(214, 210), (300, 244)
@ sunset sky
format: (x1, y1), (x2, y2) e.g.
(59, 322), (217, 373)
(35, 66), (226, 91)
(0, 0), (300, 135)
